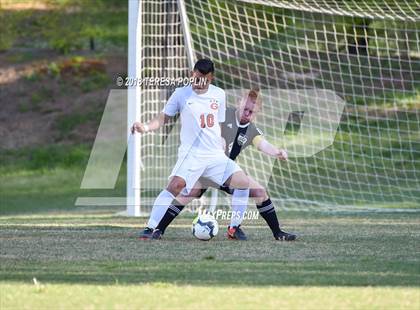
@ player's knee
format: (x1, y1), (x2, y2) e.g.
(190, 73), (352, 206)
(250, 187), (267, 200)
(228, 171), (249, 189)
(167, 177), (186, 196)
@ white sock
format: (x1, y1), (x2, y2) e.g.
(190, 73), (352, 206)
(230, 188), (249, 227)
(147, 189), (175, 229)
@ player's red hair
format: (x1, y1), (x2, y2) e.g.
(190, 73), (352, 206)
(247, 88), (262, 111)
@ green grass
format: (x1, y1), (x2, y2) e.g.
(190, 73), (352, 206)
(55, 110), (103, 138)
(0, 144), (125, 215)
(1, 284), (418, 309)
(1, 0), (128, 53)
(0, 212), (419, 309)
(79, 72), (110, 93)
(0, 144), (91, 172)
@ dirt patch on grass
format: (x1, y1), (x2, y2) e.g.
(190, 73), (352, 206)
(0, 49), (127, 150)
(0, 1), (52, 11)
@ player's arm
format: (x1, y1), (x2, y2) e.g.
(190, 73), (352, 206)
(132, 88), (180, 134)
(131, 113), (171, 134)
(253, 136), (288, 161)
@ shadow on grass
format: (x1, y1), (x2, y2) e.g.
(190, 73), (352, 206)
(1, 214), (419, 287)
(1, 260), (419, 287)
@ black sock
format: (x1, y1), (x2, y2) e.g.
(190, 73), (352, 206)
(256, 198), (281, 236)
(156, 199), (185, 234)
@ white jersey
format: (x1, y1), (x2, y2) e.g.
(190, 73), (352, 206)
(163, 84), (226, 155)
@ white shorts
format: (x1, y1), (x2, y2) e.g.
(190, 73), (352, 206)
(169, 151), (241, 195)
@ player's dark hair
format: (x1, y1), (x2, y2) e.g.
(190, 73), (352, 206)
(193, 59), (214, 74)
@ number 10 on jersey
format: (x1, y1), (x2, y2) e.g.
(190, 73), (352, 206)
(200, 113), (215, 128)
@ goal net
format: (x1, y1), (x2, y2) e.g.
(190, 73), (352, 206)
(127, 0), (419, 215)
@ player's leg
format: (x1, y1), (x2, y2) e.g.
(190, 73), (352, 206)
(220, 162), (250, 240)
(155, 176), (223, 235)
(224, 170), (250, 225)
(139, 176), (186, 239)
(247, 176), (296, 241)
(140, 152), (205, 239)
(147, 176), (186, 227)
(155, 182), (206, 234)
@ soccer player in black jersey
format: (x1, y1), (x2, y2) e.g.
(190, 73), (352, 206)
(145, 89), (296, 241)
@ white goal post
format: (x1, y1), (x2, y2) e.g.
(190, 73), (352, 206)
(127, 0), (419, 216)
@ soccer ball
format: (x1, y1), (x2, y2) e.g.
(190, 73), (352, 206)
(191, 213), (219, 241)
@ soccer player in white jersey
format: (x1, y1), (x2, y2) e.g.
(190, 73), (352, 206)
(132, 59), (250, 240)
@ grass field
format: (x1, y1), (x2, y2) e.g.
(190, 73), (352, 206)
(1, 211), (419, 309)
(0, 137), (419, 308)
(1, 1), (419, 308)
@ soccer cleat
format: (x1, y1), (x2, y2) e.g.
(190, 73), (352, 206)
(227, 225), (247, 240)
(139, 227), (154, 240)
(151, 229), (163, 240)
(274, 230), (297, 241)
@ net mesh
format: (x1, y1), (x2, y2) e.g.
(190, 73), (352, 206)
(136, 0), (420, 210)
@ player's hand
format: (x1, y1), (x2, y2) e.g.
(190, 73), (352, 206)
(276, 149), (288, 161)
(131, 122), (148, 134)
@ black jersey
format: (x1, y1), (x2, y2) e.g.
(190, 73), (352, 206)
(221, 107), (263, 160)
